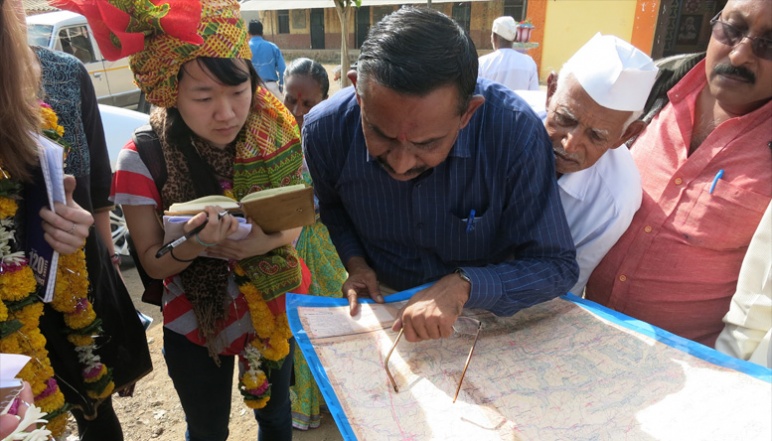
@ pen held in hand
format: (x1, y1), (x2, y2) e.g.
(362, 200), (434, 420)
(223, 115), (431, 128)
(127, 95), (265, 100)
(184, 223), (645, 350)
(155, 210), (229, 258)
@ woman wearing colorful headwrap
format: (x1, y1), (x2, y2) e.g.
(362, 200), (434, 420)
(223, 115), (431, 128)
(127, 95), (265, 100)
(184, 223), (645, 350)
(283, 57), (347, 431)
(52, 1), (310, 440)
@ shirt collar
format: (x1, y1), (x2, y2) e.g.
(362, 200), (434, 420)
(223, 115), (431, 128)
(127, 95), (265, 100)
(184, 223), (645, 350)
(667, 59), (706, 105)
(668, 58), (772, 124)
(558, 163), (599, 201)
(448, 135), (470, 158)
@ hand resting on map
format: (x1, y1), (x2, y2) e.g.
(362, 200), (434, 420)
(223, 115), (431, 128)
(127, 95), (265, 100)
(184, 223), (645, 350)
(343, 256), (471, 342)
(343, 256), (383, 315)
(392, 274), (470, 342)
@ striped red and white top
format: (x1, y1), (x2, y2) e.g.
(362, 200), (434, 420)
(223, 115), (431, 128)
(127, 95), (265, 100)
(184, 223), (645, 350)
(111, 140), (310, 355)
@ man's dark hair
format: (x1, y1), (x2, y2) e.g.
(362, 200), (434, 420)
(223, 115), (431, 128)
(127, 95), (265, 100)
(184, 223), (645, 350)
(356, 6), (478, 114)
(248, 20), (263, 36)
(285, 57), (330, 99)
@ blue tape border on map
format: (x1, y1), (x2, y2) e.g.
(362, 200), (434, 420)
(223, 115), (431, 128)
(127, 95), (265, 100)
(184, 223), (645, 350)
(288, 289), (772, 441)
(286, 284), (432, 441)
(565, 293), (772, 383)
(286, 294), (354, 440)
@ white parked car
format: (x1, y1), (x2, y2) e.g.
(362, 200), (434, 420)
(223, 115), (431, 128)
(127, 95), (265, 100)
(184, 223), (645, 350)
(99, 104), (149, 255)
(27, 11), (148, 111)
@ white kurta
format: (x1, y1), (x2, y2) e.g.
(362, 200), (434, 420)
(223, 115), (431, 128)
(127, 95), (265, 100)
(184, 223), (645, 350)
(478, 48), (539, 91)
(558, 147), (642, 296)
(715, 202), (772, 367)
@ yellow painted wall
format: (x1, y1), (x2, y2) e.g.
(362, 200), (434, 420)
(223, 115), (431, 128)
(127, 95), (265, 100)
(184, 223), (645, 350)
(540, 0), (638, 81)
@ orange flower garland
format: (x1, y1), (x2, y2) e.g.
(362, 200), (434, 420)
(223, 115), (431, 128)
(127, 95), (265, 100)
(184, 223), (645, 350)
(233, 265), (293, 409)
(222, 184), (294, 409)
(0, 178), (69, 437)
(39, 104), (70, 160)
(40, 102), (114, 399)
(0, 103), (115, 438)
(52, 251), (115, 399)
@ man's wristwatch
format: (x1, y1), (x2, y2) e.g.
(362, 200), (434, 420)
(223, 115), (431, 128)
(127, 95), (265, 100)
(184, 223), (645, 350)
(454, 268), (471, 284)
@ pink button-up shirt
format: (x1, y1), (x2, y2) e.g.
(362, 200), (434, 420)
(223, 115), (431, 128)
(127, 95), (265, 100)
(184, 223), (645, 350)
(586, 60), (772, 347)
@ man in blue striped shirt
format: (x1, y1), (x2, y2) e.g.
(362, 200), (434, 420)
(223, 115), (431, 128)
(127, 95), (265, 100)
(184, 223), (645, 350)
(303, 7), (578, 343)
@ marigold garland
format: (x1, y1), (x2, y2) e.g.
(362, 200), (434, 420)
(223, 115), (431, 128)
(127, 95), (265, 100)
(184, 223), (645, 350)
(39, 102), (70, 160)
(233, 265), (293, 409)
(39, 101), (115, 399)
(0, 251), (68, 436)
(0, 197), (17, 219)
(0, 103), (115, 438)
(54, 251), (115, 399)
(199, 180), (293, 410)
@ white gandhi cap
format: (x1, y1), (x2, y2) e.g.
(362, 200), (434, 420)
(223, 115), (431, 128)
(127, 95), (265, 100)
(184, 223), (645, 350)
(563, 33), (658, 112)
(492, 16), (517, 42)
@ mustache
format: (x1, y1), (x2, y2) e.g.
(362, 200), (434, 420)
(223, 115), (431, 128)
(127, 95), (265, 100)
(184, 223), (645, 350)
(713, 63), (756, 84)
(376, 156), (427, 178)
(553, 148), (576, 161)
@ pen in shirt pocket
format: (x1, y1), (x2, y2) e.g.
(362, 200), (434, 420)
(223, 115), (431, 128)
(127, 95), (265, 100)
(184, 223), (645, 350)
(465, 209), (476, 233)
(709, 169), (724, 195)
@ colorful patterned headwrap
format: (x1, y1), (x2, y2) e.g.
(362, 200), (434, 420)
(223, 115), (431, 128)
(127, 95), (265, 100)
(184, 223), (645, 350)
(52, 0), (251, 107)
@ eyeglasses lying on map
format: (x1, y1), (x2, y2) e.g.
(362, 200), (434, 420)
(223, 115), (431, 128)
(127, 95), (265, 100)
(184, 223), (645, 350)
(384, 316), (482, 403)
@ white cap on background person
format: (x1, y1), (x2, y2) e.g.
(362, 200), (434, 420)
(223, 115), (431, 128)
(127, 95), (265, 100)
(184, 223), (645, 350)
(492, 16), (518, 42)
(563, 33), (658, 111)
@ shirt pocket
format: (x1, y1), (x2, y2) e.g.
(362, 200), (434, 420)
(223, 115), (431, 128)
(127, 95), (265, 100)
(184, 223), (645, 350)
(434, 209), (498, 265)
(683, 179), (770, 250)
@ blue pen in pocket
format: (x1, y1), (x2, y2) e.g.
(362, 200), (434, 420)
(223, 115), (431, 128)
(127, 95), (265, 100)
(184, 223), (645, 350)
(465, 209), (476, 233)
(709, 169), (724, 194)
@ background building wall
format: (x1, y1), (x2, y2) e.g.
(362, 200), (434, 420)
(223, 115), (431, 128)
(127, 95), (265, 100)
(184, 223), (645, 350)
(630, 0), (661, 57)
(539, 0), (638, 82)
(248, 1), (719, 87)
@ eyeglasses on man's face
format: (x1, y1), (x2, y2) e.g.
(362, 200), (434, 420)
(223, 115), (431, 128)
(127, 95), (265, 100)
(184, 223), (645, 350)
(710, 11), (772, 61)
(384, 316), (482, 403)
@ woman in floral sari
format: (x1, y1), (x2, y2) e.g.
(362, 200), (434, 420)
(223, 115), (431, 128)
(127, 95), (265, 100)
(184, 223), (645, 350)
(283, 56), (348, 431)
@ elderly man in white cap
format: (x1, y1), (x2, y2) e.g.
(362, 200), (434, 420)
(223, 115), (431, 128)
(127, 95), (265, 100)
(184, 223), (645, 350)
(478, 16), (539, 91)
(544, 33), (658, 296)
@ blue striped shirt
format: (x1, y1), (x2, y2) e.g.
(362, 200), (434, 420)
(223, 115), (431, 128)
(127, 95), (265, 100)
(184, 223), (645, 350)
(303, 79), (578, 316)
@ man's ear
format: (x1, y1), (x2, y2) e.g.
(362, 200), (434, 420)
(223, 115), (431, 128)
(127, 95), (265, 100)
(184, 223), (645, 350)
(349, 72), (362, 106)
(612, 120), (646, 149)
(347, 71), (358, 88)
(546, 71), (558, 107)
(459, 96), (486, 129)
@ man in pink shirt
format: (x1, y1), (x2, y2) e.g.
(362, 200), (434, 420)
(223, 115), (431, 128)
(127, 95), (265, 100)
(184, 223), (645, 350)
(586, 0), (772, 347)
